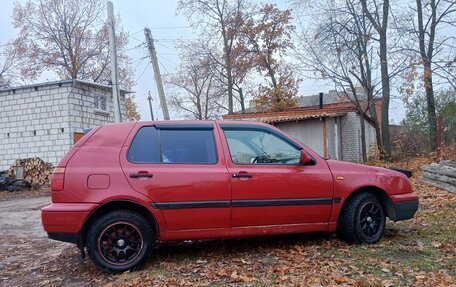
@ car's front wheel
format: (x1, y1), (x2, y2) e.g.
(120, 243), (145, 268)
(338, 193), (386, 244)
(87, 210), (154, 273)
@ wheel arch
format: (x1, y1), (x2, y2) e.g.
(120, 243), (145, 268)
(80, 200), (158, 247)
(341, 186), (394, 219)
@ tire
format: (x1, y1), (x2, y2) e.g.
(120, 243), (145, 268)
(337, 193), (386, 244)
(87, 210), (154, 273)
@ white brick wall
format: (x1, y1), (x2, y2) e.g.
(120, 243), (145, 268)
(0, 81), (127, 170)
(340, 111), (376, 162)
(340, 112), (361, 162)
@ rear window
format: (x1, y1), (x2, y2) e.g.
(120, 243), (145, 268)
(127, 126), (217, 164)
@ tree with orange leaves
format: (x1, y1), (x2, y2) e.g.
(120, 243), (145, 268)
(236, 4), (298, 112)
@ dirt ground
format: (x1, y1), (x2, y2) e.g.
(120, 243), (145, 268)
(0, 158), (455, 286)
(0, 196), (114, 286)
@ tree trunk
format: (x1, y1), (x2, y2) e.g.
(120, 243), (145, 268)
(239, 87), (245, 112)
(266, 64), (278, 89)
(424, 60), (437, 150)
(222, 24), (234, 114)
(416, 0), (438, 150)
(366, 90), (382, 151)
(359, 111), (368, 162)
(361, 0), (391, 158)
(379, 32), (391, 158)
(225, 58), (234, 114)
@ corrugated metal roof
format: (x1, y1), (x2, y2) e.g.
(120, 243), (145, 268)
(224, 102), (357, 123)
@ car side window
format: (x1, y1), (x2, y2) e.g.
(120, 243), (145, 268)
(224, 129), (301, 164)
(127, 126), (160, 163)
(160, 129), (217, 164)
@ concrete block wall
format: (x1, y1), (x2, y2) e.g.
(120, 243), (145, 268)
(68, 82), (126, 136)
(0, 83), (72, 170)
(340, 112), (377, 162)
(340, 111), (362, 162)
(0, 81), (127, 170)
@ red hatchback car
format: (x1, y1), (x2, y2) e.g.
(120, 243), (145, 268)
(42, 120), (419, 273)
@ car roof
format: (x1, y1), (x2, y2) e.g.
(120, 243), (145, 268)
(100, 119), (271, 129)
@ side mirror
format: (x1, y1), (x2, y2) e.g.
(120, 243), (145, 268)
(300, 150), (314, 165)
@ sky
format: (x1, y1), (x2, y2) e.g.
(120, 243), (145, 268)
(0, 0), (410, 123)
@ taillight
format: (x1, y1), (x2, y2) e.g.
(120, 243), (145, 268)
(51, 167), (65, 191)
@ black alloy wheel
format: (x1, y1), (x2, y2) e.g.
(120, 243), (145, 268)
(358, 202), (383, 239)
(87, 210), (154, 273)
(338, 193), (386, 244)
(98, 221), (144, 266)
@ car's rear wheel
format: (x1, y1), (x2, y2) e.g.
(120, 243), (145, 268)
(87, 210), (154, 273)
(338, 193), (385, 244)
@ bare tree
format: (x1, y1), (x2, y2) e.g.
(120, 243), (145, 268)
(0, 42), (18, 88)
(296, 0), (382, 161)
(12, 0), (133, 89)
(166, 41), (226, 120)
(412, 0), (456, 150)
(360, 0), (392, 157)
(177, 0), (248, 114)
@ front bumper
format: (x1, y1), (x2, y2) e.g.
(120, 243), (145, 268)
(389, 193), (419, 221)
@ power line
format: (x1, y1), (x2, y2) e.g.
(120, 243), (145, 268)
(126, 43), (146, 51)
(158, 59), (171, 76)
(127, 34), (143, 43)
(155, 38), (195, 42)
(135, 62), (151, 82)
(129, 29), (144, 36)
(133, 56), (148, 69)
(157, 54), (179, 66)
(148, 26), (191, 30)
(156, 42), (176, 52)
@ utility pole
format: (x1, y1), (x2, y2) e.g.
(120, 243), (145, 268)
(144, 28), (170, 120)
(107, 1), (122, 122)
(147, 91), (154, 121)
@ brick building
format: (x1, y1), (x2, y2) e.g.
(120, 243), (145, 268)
(0, 80), (129, 170)
(224, 90), (377, 162)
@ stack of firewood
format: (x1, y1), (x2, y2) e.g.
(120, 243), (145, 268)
(422, 160), (456, 194)
(8, 158), (53, 186)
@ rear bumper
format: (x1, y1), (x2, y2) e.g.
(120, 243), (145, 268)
(47, 232), (78, 244)
(389, 193), (419, 221)
(41, 203), (98, 235)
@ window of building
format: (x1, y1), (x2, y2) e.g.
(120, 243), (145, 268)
(94, 94), (107, 111)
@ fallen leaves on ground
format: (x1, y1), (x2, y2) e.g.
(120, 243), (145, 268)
(1, 156), (455, 286)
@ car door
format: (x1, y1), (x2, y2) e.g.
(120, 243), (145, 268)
(219, 123), (334, 227)
(120, 123), (231, 230)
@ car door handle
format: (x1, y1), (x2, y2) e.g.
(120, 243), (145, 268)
(130, 173), (153, 179)
(232, 173), (252, 179)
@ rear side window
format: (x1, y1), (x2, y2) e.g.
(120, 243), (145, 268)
(127, 127), (217, 164)
(160, 130), (217, 164)
(127, 127), (160, 163)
